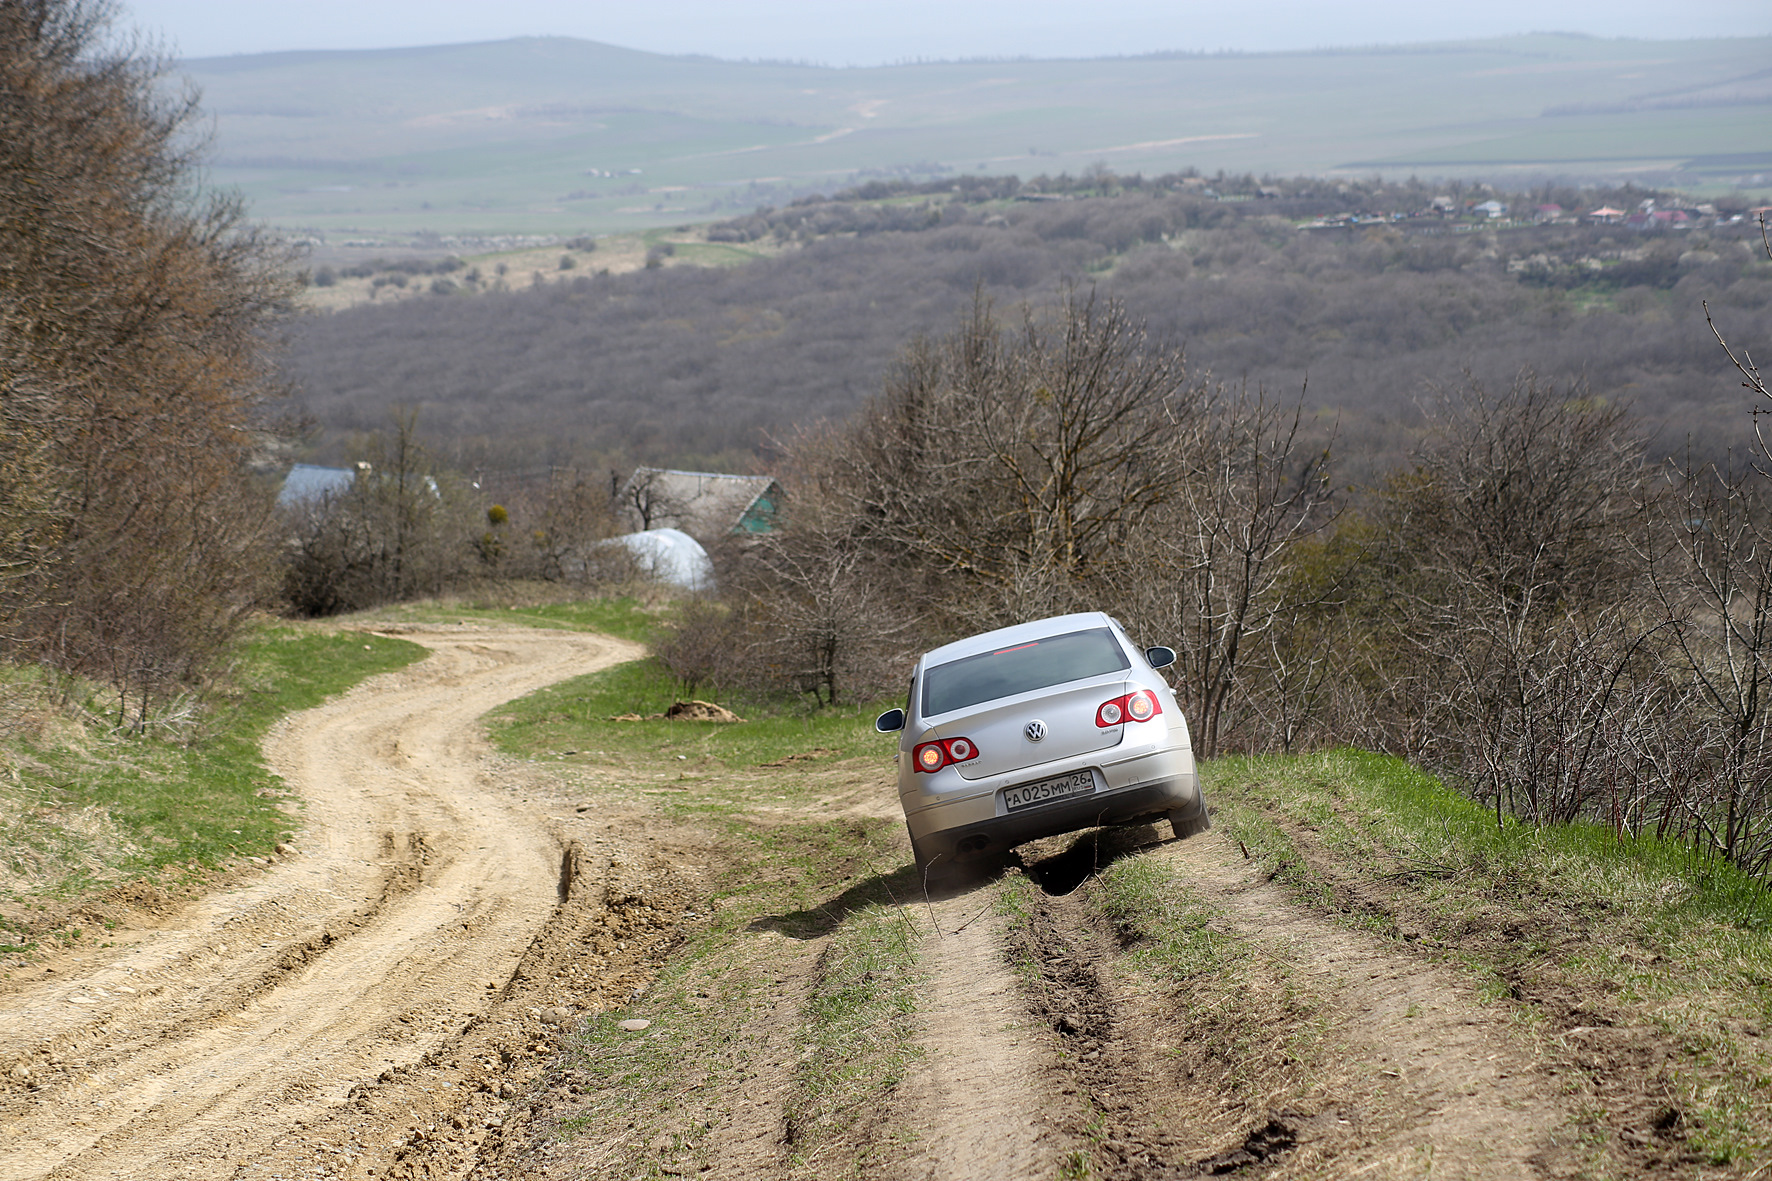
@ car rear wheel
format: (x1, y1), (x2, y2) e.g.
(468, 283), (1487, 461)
(909, 829), (939, 878)
(1170, 791), (1210, 839)
(910, 827), (970, 891)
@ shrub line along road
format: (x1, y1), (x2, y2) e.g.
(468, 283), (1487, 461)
(0, 627), (1611, 1178)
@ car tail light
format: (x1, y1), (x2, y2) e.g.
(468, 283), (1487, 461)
(913, 737), (979, 772)
(1096, 691), (1162, 728)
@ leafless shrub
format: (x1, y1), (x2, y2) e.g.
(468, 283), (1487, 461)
(282, 413), (479, 615)
(652, 598), (748, 697)
(502, 468), (627, 584)
(0, 0), (296, 712)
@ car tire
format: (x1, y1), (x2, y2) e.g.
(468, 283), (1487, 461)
(909, 829), (957, 890)
(1170, 792), (1210, 840)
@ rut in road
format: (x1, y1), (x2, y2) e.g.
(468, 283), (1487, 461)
(0, 625), (640, 1181)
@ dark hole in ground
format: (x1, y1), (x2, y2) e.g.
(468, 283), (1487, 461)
(1021, 823), (1167, 896)
(1201, 1116), (1299, 1174)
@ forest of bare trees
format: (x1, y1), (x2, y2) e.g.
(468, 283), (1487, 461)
(281, 180), (1771, 480)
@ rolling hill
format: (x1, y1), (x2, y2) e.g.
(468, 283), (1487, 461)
(182, 33), (1772, 239)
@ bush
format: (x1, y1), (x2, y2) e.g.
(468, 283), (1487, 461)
(0, 0), (296, 715)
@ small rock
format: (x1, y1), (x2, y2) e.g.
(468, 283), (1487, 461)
(617, 1018), (651, 1032)
(10, 1065), (29, 1081)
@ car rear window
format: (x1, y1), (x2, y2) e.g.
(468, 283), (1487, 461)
(922, 627), (1131, 716)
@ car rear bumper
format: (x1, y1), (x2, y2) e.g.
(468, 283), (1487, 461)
(907, 763), (1200, 862)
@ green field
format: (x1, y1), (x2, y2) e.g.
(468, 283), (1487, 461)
(179, 33), (1772, 238)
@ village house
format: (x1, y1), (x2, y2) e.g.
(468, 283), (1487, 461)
(616, 467), (783, 542)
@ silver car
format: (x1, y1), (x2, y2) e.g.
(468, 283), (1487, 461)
(875, 611), (1207, 879)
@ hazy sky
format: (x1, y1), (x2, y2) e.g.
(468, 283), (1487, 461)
(124, 0), (1771, 63)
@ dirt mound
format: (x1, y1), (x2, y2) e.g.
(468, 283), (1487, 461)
(665, 700), (744, 723)
(609, 700), (745, 723)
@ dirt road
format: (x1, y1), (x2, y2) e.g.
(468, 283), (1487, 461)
(1, 626), (1640, 1179)
(0, 625), (641, 1180)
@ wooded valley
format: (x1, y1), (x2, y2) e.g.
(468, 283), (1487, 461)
(280, 175), (1772, 481)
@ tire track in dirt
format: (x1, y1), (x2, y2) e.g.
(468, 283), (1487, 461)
(1010, 827), (1595, 1179)
(0, 624), (641, 1181)
(1154, 829), (1588, 1178)
(885, 889), (1072, 1181)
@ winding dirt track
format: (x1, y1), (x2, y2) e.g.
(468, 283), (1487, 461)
(0, 625), (639, 1181)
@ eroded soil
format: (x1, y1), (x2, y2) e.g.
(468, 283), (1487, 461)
(0, 627), (1717, 1178)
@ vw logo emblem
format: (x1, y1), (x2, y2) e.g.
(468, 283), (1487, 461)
(1025, 720), (1047, 742)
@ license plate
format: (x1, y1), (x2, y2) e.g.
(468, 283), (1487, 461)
(1003, 770), (1096, 812)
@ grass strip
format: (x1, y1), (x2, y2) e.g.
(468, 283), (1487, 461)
(484, 653), (893, 769)
(552, 813), (921, 1177)
(497, 639), (923, 1175)
(362, 593), (658, 642)
(783, 897), (924, 1178)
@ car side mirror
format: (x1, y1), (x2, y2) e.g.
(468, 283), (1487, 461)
(875, 708), (906, 733)
(1145, 646), (1176, 670)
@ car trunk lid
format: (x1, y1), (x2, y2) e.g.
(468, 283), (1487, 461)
(937, 679), (1126, 780)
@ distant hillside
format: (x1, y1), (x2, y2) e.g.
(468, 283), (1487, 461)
(277, 178), (1772, 479)
(183, 34), (1772, 239)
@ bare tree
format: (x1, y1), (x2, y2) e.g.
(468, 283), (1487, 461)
(619, 468), (686, 532)
(829, 288), (1211, 626)
(1128, 392), (1337, 756)
(520, 468), (625, 583)
(1330, 373), (1661, 826)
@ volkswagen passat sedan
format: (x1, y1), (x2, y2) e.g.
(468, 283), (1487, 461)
(875, 612), (1207, 878)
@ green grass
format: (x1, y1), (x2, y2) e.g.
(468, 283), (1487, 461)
(0, 627), (425, 906)
(785, 900), (924, 1177)
(1212, 750), (1772, 935)
(1207, 749), (1772, 1167)
(484, 654), (895, 769)
(1094, 855), (1252, 983)
(551, 744), (921, 1176)
(363, 594), (659, 642)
